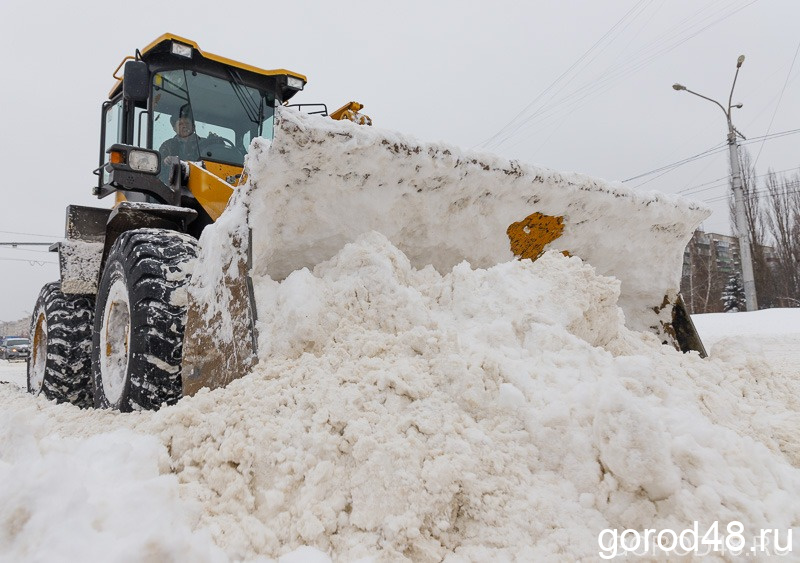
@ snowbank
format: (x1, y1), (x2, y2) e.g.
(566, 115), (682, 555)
(2, 234), (799, 561)
(694, 307), (800, 348)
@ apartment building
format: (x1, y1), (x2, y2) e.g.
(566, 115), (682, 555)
(680, 230), (779, 314)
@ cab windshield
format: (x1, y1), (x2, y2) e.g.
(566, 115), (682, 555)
(152, 69), (275, 167)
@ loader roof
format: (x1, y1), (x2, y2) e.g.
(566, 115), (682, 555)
(108, 33), (308, 100)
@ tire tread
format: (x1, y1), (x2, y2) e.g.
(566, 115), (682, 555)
(92, 229), (198, 411)
(27, 282), (94, 407)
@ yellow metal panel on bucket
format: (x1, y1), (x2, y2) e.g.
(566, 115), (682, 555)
(507, 212), (565, 261)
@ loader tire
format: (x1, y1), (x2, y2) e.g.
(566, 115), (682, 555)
(92, 229), (198, 411)
(28, 282), (95, 407)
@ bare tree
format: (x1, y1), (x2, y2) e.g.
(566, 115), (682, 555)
(0, 316), (30, 337)
(729, 150), (764, 243)
(763, 169), (800, 307)
(728, 149), (777, 308)
(681, 231), (724, 313)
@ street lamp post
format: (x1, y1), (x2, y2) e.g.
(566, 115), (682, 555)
(673, 55), (758, 312)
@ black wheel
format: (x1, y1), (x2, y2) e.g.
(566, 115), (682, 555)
(92, 228), (198, 411)
(28, 282), (95, 407)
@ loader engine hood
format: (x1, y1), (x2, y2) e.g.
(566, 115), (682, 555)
(181, 108), (710, 394)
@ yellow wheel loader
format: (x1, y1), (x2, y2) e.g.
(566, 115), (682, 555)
(27, 34), (707, 411)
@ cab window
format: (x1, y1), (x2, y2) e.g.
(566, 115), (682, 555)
(151, 69), (275, 167)
(101, 99), (124, 184)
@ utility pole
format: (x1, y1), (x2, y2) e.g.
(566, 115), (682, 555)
(673, 55), (758, 311)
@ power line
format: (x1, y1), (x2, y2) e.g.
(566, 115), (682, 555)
(0, 257), (56, 265)
(0, 230), (62, 239)
(622, 127), (800, 185)
(0, 242), (58, 255)
(704, 186), (799, 204)
(623, 143), (728, 182)
(481, 0), (759, 153)
(677, 174), (729, 193)
(477, 0), (653, 150)
(480, 0), (661, 149)
(508, 0), (658, 146)
(679, 166), (800, 196)
(506, 1), (749, 147)
(751, 38), (800, 171)
(741, 127), (800, 146)
(1, 249), (52, 255)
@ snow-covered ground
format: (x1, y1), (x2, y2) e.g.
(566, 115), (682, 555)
(693, 308), (800, 378)
(1, 243), (799, 562)
(0, 361), (26, 389)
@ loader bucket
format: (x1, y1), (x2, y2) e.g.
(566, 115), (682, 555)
(181, 108), (710, 396)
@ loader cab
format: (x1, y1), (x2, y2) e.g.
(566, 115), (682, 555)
(99, 72), (276, 186)
(97, 34), (306, 204)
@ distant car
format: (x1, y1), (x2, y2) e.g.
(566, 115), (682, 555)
(1, 337), (30, 361)
(0, 336), (13, 349)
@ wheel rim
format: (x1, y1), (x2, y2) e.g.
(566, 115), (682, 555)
(100, 279), (131, 405)
(30, 312), (47, 393)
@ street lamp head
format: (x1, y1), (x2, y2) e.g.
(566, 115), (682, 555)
(733, 103), (743, 109)
(737, 55), (745, 68)
(672, 83), (686, 91)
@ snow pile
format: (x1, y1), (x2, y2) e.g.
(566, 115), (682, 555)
(155, 234), (800, 561)
(0, 410), (226, 562)
(4, 233), (799, 561)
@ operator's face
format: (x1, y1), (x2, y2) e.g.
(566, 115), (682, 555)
(174, 117), (194, 138)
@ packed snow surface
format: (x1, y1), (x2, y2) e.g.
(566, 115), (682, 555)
(2, 233), (799, 561)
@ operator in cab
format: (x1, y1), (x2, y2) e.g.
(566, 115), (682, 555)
(159, 104), (202, 162)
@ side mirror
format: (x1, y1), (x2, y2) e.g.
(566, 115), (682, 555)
(123, 60), (149, 102)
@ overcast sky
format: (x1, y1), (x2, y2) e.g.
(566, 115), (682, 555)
(0, 0), (797, 322)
